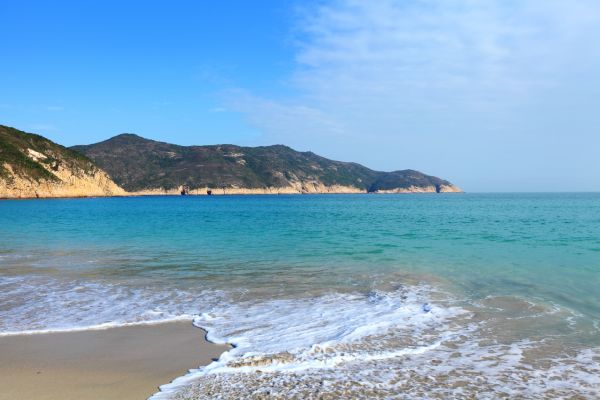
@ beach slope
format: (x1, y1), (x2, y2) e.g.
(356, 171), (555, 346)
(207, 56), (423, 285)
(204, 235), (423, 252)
(0, 322), (228, 400)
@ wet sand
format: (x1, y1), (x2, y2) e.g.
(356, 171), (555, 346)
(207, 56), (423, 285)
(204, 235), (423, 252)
(0, 321), (229, 400)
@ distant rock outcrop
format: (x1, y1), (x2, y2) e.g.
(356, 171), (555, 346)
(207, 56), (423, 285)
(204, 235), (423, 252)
(0, 125), (125, 199)
(72, 134), (462, 194)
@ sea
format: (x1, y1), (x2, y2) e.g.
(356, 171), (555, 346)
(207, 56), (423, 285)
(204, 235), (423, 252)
(0, 193), (599, 399)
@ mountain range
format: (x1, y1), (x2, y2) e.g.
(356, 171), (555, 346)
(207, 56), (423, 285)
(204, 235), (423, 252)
(0, 125), (461, 198)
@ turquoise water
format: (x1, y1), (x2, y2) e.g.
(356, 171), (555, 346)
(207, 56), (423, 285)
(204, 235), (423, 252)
(1, 193), (599, 398)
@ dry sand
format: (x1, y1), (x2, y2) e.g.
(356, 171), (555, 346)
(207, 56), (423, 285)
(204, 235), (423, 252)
(0, 321), (229, 400)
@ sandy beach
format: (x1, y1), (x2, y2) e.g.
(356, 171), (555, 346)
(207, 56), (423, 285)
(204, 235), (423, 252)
(0, 321), (229, 400)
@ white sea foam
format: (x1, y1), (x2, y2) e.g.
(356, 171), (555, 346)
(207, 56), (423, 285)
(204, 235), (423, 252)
(151, 286), (469, 399)
(152, 289), (600, 399)
(0, 316), (196, 337)
(0, 275), (223, 336)
(2, 274), (598, 399)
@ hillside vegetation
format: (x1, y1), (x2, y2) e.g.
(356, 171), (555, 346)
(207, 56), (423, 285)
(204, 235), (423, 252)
(72, 134), (461, 194)
(0, 125), (124, 198)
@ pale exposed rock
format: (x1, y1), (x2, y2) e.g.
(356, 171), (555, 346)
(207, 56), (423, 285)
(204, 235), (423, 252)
(438, 184), (463, 193)
(372, 184), (462, 194)
(127, 185), (366, 196)
(27, 148), (47, 161)
(127, 183), (462, 196)
(2, 170), (461, 199)
(0, 162), (125, 199)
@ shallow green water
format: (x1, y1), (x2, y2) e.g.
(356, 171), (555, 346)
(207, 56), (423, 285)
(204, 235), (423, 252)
(1, 193), (598, 316)
(1, 193), (599, 398)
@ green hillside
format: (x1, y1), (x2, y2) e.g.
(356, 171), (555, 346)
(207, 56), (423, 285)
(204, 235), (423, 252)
(0, 125), (97, 184)
(72, 134), (459, 193)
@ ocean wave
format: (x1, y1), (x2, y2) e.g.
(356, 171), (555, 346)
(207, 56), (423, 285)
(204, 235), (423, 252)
(2, 274), (598, 399)
(153, 288), (600, 399)
(0, 275), (223, 335)
(151, 286), (470, 399)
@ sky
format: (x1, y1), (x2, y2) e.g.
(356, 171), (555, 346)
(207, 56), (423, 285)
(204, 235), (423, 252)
(1, 0), (599, 192)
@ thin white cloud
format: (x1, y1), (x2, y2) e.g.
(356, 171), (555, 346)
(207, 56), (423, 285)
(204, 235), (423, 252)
(225, 88), (347, 146)
(224, 0), (600, 190)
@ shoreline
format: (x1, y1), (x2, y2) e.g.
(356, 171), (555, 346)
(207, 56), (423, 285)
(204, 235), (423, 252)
(0, 189), (464, 200)
(0, 321), (229, 400)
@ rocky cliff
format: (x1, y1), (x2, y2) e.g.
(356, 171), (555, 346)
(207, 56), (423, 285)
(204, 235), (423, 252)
(0, 125), (125, 199)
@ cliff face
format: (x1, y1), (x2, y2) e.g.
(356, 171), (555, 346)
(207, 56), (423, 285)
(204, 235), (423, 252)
(0, 125), (125, 199)
(128, 184), (366, 196)
(72, 134), (462, 194)
(367, 170), (462, 193)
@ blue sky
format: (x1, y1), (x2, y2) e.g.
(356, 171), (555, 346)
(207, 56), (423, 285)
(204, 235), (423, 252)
(1, 0), (599, 191)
